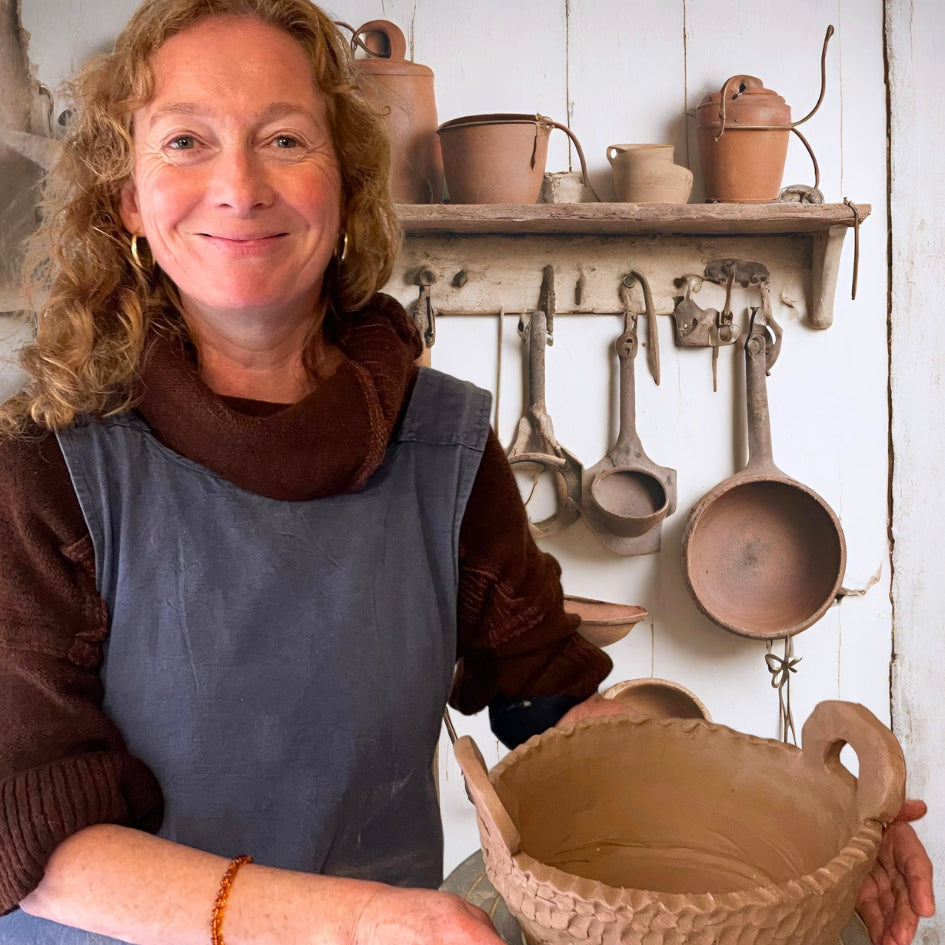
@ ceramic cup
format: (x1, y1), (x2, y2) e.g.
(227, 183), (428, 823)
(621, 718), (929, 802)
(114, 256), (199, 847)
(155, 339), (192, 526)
(539, 171), (589, 204)
(607, 143), (693, 204)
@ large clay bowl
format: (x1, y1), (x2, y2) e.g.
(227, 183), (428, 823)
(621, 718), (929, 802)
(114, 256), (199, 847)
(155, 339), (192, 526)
(455, 702), (905, 945)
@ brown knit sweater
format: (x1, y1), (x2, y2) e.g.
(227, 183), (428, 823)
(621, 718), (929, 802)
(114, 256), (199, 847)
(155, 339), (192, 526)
(0, 294), (611, 912)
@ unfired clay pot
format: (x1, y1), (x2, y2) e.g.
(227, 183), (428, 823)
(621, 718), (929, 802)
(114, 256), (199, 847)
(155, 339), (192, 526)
(454, 701), (905, 945)
(607, 144), (692, 204)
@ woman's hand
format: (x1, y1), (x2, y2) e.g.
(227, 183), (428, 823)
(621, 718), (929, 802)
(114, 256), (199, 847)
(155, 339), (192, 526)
(353, 886), (505, 945)
(857, 799), (935, 945)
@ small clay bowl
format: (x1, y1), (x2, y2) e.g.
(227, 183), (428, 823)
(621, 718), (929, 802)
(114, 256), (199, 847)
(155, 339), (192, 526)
(563, 595), (647, 647)
(602, 677), (711, 720)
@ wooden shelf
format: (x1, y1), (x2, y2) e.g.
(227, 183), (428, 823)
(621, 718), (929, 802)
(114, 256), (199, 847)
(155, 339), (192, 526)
(396, 201), (869, 237)
(395, 201), (869, 328)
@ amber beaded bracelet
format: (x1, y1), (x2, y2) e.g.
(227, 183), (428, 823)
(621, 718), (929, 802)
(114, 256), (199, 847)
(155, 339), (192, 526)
(210, 854), (253, 945)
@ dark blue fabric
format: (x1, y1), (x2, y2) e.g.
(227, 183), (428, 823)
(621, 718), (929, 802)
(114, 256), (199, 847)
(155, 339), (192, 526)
(489, 694), (584, 749)
(1, 367), (490, 945)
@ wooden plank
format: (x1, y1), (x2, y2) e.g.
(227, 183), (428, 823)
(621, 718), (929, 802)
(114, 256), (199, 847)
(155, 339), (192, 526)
(888, 0), (945, 931)
(397, 201), (870, 235)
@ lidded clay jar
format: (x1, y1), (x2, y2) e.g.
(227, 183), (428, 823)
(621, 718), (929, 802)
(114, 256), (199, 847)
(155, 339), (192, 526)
(696, 74), (791, 202)
(353, 20), (443, 203)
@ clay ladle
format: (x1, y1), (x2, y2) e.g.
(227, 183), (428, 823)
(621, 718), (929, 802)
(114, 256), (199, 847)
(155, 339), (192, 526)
(581, 291), (676, 554)
(681, 312), (846, 638)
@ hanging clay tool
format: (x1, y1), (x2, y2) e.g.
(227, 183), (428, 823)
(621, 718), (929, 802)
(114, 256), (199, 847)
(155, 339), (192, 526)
(671, 275), (741, 391)
(704, 258), (782, 371)
(681, 307), (845, 638)
(506, 267), (582, 538)
(625, 270), (660, 385)
(581, 279), (676, 556)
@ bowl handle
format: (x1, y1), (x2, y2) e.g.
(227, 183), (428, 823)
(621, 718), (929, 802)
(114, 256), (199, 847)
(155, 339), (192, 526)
(453, 735), (522, 857)
(801, 700), (906, 824)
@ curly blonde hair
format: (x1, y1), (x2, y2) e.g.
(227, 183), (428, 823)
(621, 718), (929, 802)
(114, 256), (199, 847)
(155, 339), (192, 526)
(3, 0), (400, 433)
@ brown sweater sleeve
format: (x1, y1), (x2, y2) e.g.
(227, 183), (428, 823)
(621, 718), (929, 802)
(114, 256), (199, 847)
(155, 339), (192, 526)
(0, 429), (163, 914)
(451, 429), (612, 714)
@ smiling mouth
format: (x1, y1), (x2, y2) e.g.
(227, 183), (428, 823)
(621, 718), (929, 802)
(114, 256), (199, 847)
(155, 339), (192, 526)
(197, 232), (289, 255)
(201, 233), (287, 242)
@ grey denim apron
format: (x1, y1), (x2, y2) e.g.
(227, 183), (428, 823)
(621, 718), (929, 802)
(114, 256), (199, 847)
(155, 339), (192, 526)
(1, 366), (490, 944)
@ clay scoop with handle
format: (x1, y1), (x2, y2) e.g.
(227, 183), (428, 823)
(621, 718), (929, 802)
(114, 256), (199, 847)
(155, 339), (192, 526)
(582, 273), (676, 554)
(682, 309), (845, 638)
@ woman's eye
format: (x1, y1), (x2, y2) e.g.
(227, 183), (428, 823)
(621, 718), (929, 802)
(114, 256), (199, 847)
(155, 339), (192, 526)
(273, 135), (299, 149)
(167, 135), (196, 150)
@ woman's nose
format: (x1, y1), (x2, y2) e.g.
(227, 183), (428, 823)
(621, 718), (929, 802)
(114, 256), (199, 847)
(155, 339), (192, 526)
(212, 148), (274, 212)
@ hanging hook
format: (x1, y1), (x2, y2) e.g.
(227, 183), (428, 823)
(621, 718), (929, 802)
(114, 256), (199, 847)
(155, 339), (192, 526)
(412, 267), (437, 349)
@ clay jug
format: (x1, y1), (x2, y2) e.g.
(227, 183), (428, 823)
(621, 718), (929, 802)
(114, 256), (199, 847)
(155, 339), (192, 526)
(696, 74), (791, 202)
(607, 143), (693, 204)
(352, 20), (443, 203)
(455, 701), (905, 945)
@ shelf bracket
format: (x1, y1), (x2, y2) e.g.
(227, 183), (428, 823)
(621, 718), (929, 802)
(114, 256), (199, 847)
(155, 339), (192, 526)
(809, 224), (848, 330)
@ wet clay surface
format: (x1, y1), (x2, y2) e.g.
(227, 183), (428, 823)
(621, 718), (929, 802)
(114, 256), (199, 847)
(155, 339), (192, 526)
(497, 718), (856, 894)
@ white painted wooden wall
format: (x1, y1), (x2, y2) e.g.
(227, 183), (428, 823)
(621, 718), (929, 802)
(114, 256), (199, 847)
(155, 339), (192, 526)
(9, 0), (942, 932)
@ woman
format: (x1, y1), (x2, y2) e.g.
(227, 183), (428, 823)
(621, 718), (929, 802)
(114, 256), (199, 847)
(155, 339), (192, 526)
(0, 1), (615, 941)
(0, 0), (932, 943)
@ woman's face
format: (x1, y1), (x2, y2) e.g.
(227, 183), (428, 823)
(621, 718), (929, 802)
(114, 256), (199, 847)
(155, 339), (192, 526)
(120, 16), (342, 329)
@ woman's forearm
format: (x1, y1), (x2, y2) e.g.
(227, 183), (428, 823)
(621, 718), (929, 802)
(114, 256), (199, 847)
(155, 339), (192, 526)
(18, 823), (382, 945)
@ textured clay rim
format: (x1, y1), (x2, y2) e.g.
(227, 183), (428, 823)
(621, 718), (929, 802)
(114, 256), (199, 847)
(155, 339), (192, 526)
(488, 715), (883, 915)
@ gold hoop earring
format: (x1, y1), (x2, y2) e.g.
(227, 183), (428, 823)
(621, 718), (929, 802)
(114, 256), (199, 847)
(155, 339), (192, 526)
(337, 231), (349, 263)
(130, 234), (148, 274)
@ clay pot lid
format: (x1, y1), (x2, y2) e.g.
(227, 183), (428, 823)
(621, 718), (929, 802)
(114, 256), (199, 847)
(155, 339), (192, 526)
(564, 595), (647, 647)
(602, 677), (711, 720)
(696, 74), (791, 129)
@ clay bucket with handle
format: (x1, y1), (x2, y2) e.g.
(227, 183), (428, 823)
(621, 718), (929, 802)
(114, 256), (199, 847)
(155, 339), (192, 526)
(507, 305), (582, 538)
(682, 312), (846, 638)
(581, 276), (676, 555)
(453, 700), (905, 945)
